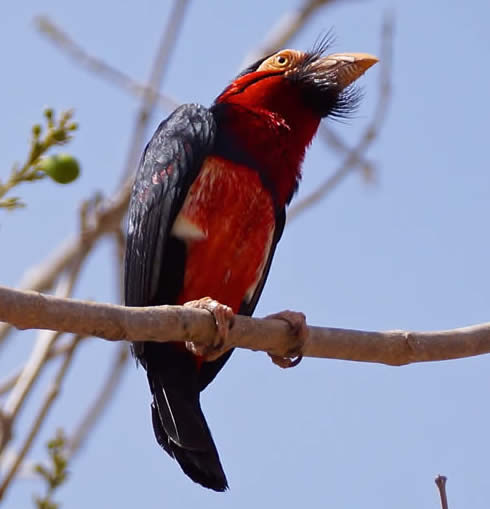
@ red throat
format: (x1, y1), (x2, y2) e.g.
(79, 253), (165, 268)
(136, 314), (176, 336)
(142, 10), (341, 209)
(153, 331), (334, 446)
(216, 74), (321, 207)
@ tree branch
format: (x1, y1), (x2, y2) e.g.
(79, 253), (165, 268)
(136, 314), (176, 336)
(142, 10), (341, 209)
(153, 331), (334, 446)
(1, 285), (490, 367)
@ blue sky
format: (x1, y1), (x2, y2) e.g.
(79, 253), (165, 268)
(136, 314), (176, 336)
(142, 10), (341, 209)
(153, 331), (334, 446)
(2, 1), (490, 507)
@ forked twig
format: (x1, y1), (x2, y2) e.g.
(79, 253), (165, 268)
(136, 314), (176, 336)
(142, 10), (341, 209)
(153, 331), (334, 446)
(0, 335), (82, 501)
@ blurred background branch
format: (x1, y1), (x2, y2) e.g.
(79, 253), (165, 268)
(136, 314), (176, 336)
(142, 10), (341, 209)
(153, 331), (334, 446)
(288, 10), (393, 222)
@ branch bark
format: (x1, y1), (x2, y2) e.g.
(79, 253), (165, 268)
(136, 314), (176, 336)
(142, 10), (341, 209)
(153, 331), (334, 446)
(1, 284), (490, 367)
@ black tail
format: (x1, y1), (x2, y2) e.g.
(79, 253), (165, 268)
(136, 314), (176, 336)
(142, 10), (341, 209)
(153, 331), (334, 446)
(145, 344), (228, 491)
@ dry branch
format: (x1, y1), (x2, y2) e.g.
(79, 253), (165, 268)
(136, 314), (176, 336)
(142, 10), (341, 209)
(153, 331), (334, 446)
(120, 0), (190, 180)
(1, 285), (490, 367)
(435, 475), (449, 509)
(0, 335), (81, 501)
(35, 16), (180, 113)
(66, 344), (129, 459)
(0, 340), (88, 396)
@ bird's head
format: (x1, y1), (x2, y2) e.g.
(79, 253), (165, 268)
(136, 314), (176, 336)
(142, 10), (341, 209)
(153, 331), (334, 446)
(212, 40), (378, 206)
(216, 42), (378, 126)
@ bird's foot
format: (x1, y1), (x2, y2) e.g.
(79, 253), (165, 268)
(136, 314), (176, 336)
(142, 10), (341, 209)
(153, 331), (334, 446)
(265, 310), (308, 368)
(184, 297), (234, 361)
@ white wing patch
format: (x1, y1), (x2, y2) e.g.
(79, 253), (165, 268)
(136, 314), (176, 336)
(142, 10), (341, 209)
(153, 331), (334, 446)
(244, 225), (274, 302)
(171, 214), (207, 241)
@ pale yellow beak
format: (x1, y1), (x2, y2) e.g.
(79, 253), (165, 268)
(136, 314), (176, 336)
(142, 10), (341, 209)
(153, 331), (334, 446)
(313, 52), (379, 88)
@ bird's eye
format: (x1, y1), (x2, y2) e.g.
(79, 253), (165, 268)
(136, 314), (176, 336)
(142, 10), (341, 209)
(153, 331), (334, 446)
(275, 55), (289, 66)
(256, 50), (299, 72)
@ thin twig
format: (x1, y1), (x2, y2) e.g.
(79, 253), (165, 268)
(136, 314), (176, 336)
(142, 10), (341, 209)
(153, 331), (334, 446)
(241, 0), (343, 67)
(0, 339), (89, 397)
(113, 228), (126, 304)
(3, 285), (490, 366)
(35, 16), (179, 112)
(66, 344), (129, 458)
(0, 335), (81, 501)
(287, 11), (394, 223)
(435, 475), (449, 509)
(319, 124), (375, 180)
(65, 232), (129, 459)
(1, 330), (62, 424)
(121, 0), (191, 180)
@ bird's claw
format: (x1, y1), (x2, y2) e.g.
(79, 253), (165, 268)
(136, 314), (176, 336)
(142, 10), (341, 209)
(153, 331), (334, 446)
(265, 310), (308, 369)
(184, 297), (234, 361)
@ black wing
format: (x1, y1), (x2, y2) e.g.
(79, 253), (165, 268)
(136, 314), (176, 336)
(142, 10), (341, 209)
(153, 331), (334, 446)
(124, 104), (229, 491)
(125, 103), (216, 306)
(125, 103), (216, 357)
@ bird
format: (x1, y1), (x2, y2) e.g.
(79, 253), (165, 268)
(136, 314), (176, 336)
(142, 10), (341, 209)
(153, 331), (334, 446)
(124, 39), (378, 492)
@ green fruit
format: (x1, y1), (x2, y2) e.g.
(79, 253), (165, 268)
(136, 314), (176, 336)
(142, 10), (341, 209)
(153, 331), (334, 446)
(39, 154), (80, 184)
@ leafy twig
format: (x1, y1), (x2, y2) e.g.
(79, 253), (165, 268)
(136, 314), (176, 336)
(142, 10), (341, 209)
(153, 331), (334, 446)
(34, 430), (69, 509)
(0, 109), (78, 210)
